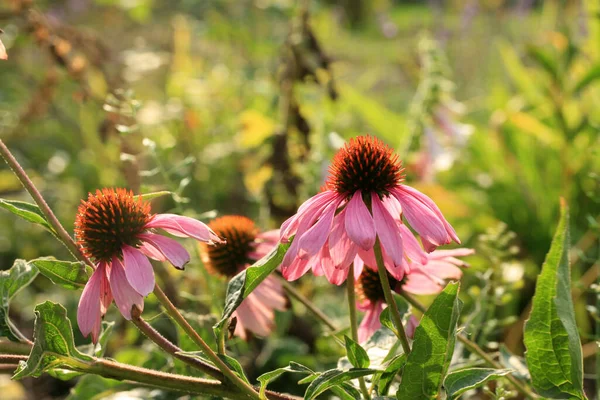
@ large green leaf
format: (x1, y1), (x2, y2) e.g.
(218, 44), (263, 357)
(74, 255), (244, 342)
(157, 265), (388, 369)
(0, 259), (39, 341)
(524, 202), (586, 399)
(304, 368), (378, 400)
(0, 199), (55, 234)
(444, 368), (513, 399)
(13, 302), (93, 379)
(29, 258), (91, 290)
(396, 282), (463, 399)
(215, 241), (290, 329)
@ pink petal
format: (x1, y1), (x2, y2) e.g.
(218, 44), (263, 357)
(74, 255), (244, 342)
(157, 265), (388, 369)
(321, 242), (348, 285)
(394, 186), (460, 244)
(252, 276), (287, 311)
(280, 191), (339, 239)
(398, 224), (428, 264)
(0, 39), (6, 60)
(234, 292), (275, 338)
(297, 200), (339, 258)
(108, 257), (144, 320)
(138, 233), (190, 270)
(371, 194), (404, 267)
(358, 301), (385, 343)
(382, 195), (402, 219)
(353, 255), (364, 279)
(282, 256), (312, 281)
(329, 210), (359, 269)
(405, 315), (419, 339)
(401, 271), (444, 295)
(423, 261), (463, 280)
(344, 191), (376, 251)
(122, 245), (155, 296)
(146, 214), (223, 244)
(252, 229), (280, 258)
(78, 262), (109, 343)
(428, 248), (475, 260)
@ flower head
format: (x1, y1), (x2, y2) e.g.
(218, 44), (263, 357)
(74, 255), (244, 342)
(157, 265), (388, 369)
(280, 135), (460, 285)
(76, 188), (222, 343)
(201, 215), (287, 339)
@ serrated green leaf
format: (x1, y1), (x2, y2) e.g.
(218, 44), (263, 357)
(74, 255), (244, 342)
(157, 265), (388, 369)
(377, 354), (407, 395)
(444, 368), (513, 399)
(257, 362), (313, 398)
(304, 368), (377, 400)
(524, 202), (586, 399)
(397, 282), (463, 400)
(29, 258), (91, 290)
(134, 191), (172, 202)
(344, 335), (370, 368)
(0, 259), (39, 341)
(0, 199), (55, 234)
(13, 302), (93, 379)
(215, 241), (290, 329)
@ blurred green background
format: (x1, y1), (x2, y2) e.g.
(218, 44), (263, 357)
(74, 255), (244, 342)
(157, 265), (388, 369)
(0, 0), (599, 398)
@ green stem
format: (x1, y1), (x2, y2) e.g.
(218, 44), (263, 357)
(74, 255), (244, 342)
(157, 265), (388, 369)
(0, 339), (32, 355)
(153, 285), (260, 400)
(278, 276), (338, 332)
(373, 238), (411, 355)
(130, 306), (224, 380)
(0, 139), (94, 268)
(346, 266), (371, 400)
(399, 291), (537, 400)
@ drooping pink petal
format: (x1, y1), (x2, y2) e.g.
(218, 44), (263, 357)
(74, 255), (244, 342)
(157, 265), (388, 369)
(423, 261), (463, 280)
(234, 292), (275, 338)
(78, 262), (109, 343)
(329, 210), (358, 269)
(100, 264), (113, 314)
(280, 191), (339, 239)
(297, 199), (340, 258)
(108, 256), (144, 320)
(122, 245), (155, 296)
(358, 301), (385, 343)
(401, 271), (445, 295)
(250, 229), (280, 260)
(382, 195), (402, 220)
(321, 242), (348, 285)
(145, 214), (223, 244)
(398, 223), (427, 264)
(428, 248), (475, 260)
(251, 276), (287, 311)
(353, 255), (364, 279)
(282, 256), (312, 281)
(358, 245), (405, 282)
(371, 193), (404, 268)
(0, 38), (7, 60)
(393, 186), (460, 245)
(344, 191), (376, 250)
(138, 233), (190, 270)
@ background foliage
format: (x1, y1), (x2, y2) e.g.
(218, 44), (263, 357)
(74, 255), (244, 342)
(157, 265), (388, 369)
(0, 0), (599, 398)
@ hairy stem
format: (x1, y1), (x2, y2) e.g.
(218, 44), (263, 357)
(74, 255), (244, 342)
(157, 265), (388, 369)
(0, 139), (94, 268)
(278, 276), (338, 332)
(347, 266), (371, 400)
(400, 291), (537, 399)
(130, 306), (224, 380)
(373, 238), (411, 354)
(152, 285), (260, 400)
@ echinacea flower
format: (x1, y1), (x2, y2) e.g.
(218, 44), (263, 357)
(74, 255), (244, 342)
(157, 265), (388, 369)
(355, 248), (473, 343)
(200, 215), (287, 340)
(75, 188), (222, 342)
(280, 135), (460, 285)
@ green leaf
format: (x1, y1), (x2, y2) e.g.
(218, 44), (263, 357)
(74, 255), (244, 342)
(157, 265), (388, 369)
(134, 191), (172, 202)
(573, 65), (600, 93)
(499, 345), (530, 380)
(304, 368), (377, 400)
(524, 202), (586, 399)
(397, 282), (463, 400)
(29, 258), (91, 290)
(444, 368), (513, 399)
(215, 241), (290, 329)
(13, 302), (93, 379)
(0, 199), (55, 234)
(377, 354), (407, 395)
(379, 295), (410, 335)
(344, 335), (370, 368)
(257, 362), (314, 398)
(0, 259), (39, 341)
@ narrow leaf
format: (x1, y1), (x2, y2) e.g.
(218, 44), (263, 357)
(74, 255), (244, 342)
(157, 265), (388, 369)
(304, 368), (377, 400)
(344, 335), (370, 368)
(215, 241), (290, 329)
(0, 199), (55, 234)
(524, 201), (586, 399)
(573, 64), (600, 93)
(13, 302), (93, 379)
(377, 354), (407, 395)
(397, 282), (463, 399)
(134, 191), (172, 202)
(0, 259), (39, 341)
(257, 362), (313, 398)
(29, 257), (91, 289)
(444, 368), (513, 399)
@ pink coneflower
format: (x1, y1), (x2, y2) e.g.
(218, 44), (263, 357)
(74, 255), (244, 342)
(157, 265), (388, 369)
(355, 248), (473, 343)
(280, 135), (459, 285)
(75, 188), (222, 343)
(201, 216), (287, 340)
